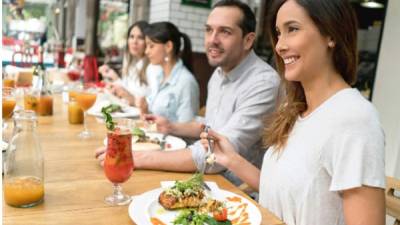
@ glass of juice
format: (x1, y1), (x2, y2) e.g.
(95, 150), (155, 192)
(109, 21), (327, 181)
(68, 100), (84, 124)
(3, 72), (15, 88)
(2, 87), (16, 120)
(75, 88), (97, 138)
(104, 124), (133, 206)
(2, 87), (16, 141)
(3, 72), (16, 88)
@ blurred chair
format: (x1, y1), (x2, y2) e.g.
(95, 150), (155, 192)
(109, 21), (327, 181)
(198, 106), (206, 117)
(386, 176), (400, 225)
(11, 44), (34, 68)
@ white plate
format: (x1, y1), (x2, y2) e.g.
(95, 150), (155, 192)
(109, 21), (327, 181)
(88, 106), (140, 118)
(129, 187), (262, 225)
(87, 92), (140, 118)
(87, 100), (140, 119)
(103, 132), (186, 151)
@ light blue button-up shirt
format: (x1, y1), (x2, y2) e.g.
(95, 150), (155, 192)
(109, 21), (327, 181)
(147, 60), (200, 122)
(189, 51), (280, 185)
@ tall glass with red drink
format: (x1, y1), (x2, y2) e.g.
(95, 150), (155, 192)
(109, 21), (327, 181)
(104, 126), (133, 205)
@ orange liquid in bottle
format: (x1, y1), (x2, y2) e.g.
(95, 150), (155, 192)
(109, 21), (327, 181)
(4, 176), (44, 207)
(2, 98), (16, 119)
(37, 96), (53, 116)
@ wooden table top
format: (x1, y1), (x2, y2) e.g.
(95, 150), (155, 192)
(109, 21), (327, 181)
(2, 94), (284, 225)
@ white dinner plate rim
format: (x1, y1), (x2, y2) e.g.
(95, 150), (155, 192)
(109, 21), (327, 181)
(128, 187), (262, 225)
(103, 132), (186, 151)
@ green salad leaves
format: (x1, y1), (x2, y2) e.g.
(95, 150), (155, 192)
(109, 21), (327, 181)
(173, 209), (232, 225)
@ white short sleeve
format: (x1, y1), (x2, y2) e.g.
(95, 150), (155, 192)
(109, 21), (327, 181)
(323, 124), (385, 191)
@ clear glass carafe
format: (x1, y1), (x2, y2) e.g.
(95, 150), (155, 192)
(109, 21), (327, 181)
(3, 110), (44, 208)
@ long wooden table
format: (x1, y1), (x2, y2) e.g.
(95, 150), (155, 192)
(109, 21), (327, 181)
(3, 95), (284, 225)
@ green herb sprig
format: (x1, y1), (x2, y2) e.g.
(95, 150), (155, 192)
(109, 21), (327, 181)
(101, 106), (116, 131)
(173, 209), (232, 225)
(174, 173), (203, 191)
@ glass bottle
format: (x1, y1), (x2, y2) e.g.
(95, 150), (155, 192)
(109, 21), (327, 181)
(33, 48), (53, 116)
(4, 110), (45, 208)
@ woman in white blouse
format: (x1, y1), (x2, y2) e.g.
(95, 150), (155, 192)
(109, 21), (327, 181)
(99, 21), (159, 105)
(200, 0), (385, 225)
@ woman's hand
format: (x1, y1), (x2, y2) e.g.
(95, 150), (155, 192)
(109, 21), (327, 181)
(200, 129), (238, 168)
(109, 84), (128, 99)
(95, 147), (106, 167)
(135, 96), (149, 116)
(99, 64), (119, 81)
(144, 114), (171, 134)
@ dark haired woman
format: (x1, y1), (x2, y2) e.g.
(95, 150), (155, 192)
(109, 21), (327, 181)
(200, 0), (385, 225)
(99, 21), (160, 105)
(139, 21), (200, 122)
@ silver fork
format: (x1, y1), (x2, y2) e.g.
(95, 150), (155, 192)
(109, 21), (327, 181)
(159, 134), (167, 150)
(204, 125), (213, 159)
(199, 125), (213, 191)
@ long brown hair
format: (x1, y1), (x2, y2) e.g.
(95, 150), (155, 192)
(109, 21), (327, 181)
(122, 21), (149, 86)
(264, 0), (358, 150)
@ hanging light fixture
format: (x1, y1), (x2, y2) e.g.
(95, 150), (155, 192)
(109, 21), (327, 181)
(361, 0), (384, 9)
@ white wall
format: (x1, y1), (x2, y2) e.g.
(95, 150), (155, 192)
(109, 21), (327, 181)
(148, 0), (261, 53)
(74, 0), (86, 39)
(149, 0), (211, 52)
(372, 0), (400, 179)
(372, 4), (399, 223)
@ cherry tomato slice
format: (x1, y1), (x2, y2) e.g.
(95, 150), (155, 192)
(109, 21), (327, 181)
(213, 208), (228, 221)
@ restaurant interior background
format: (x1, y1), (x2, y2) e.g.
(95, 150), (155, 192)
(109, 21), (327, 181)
(2, 0), (399, 222)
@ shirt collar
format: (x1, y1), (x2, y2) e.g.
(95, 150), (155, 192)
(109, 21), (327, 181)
(217, 50), (256, 83)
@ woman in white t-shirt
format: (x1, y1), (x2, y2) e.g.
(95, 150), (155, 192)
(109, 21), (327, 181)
(99, 21), (160, 105)
(200, 0), (385, 225)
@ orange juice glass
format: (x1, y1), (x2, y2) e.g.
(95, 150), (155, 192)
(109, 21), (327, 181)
(68, 100), (84, 124)
(68, 90), (78, 101)
(2, 98), (16, 119)
(2, 87), (16, 143)
(2, 87), (16, 119)
(3, 79), (15, 88)
(75, 92), (97, 111)
(4, 176), (44, 207)
(75, 90), (97, 138)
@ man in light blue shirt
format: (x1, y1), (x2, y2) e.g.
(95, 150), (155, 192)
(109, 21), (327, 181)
(96, 0), (280, 185)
